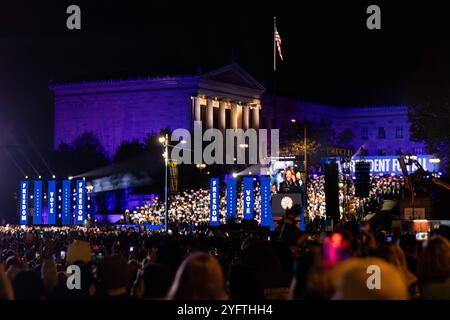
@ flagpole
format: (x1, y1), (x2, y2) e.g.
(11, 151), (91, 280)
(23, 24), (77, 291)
(273, 17), (277, 136)
(274, 17), (277, 72)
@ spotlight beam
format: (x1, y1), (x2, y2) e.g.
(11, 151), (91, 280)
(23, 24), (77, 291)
(23, 131), (55, 176)
(17, 146), (40, 176)
(4, 147), (27, 177)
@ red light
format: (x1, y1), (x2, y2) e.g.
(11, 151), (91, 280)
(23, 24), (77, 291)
(331, 233), (343, 246)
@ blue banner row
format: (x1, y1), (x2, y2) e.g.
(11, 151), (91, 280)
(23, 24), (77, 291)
(19, 180), (86, 226)
(210, 177), (274, 230)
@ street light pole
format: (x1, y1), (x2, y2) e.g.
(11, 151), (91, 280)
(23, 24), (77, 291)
(159, 135), (191, 232)
(164, 133), (169, 232)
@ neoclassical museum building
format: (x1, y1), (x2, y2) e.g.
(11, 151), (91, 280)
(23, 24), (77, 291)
(50, 63), (425, 158)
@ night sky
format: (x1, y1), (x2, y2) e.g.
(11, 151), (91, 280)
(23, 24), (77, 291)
(1, 1), (450, 220)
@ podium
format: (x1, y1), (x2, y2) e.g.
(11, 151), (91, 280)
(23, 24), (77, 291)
(271, 193), (303, 217)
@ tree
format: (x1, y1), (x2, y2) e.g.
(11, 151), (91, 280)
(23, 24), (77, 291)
(407, 52), (450, 173)
(409, 102), (450, 165)
(337, 128), (355, 149)
(53, 142), (72, 176)
(308, 118), (336, 148)
(144, 127), (171, 152)
(113, 139), (146, 163)
(279, 138), (322, 165)
(54, 132), (109, 176)
(280, 118), (336, 167)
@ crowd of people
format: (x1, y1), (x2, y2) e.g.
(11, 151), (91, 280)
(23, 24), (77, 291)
(307, 174), (406, 220)
(123, 185), (264, 227)
(0, 220), (449, 300)
(123, 190), (213, 226)
(122, 174), (408, 227)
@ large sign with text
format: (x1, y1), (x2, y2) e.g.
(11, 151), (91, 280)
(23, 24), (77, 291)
(209, 178), (220, 226)
(47, 180), (56, 225)
(33, 180), (42, 225)
(20, 181), (28, 225)
(75, 180), (85, 225)
(62, 180), (71, 225)
(243, 177), (254, 220)
(260, 176), (274, 230)
(323, 155), (439, 174)
(226, 176), (236, 219)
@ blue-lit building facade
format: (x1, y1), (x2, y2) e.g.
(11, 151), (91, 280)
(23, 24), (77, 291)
(51, 63), (426, 160)
(261, 95), (425, 157)
(50, 63), (432, 217)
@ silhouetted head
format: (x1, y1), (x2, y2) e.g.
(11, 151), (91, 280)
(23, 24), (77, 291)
(167, 252), (226, 300)
(13, 270), (44, 300)
(417, 236), (450, 282)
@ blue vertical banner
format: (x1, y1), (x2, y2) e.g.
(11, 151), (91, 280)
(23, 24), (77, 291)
(33, 180), (43, 225)
(226, 176), (236, 219)
(62, 180), (71, 225)
(209, 178), (220, 226)
(260, 177), (275, 230)
(19, 181), (29, 225)
(75, 180), (85, 225)
(300, 205), (305, 232)
(243, 177), (254, 220)
(47, 180), (56, 225)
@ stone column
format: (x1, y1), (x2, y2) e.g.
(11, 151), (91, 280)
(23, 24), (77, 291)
(230, 103), (238, 130)
(236, 104), (243, 129)
(206, 99), (214, 129)
(252, 106), (260, 129)
(194, 96), (201, 122)
(219, 100), (226, 131)
(243, 104), (250, 130)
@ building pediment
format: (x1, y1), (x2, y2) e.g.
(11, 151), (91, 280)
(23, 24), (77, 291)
(200, 63), (265, 91)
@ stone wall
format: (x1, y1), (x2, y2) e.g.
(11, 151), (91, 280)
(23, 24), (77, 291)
(51, 77), (198, 157)
(260, 95), (426, 156)
(51, 75), (426, 159)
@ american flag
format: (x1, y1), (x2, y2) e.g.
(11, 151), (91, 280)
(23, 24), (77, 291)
(274, 26), (283, 61)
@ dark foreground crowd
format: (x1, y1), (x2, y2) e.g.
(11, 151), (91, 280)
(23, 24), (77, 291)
(0, 219), (449, 300)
